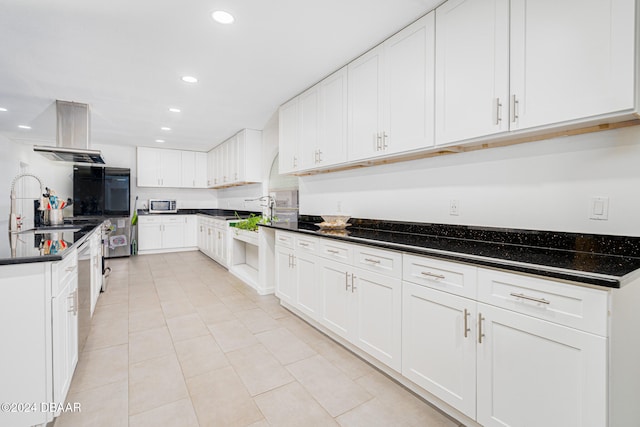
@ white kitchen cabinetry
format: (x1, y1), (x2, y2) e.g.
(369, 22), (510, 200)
(509, 0), (635, 131)
(476, 302), (606, 427)
(89, 229), (103, 316)
(206, 148), (216, 187)
(138, 147), (205, 188)
(197, 215), (229, 266)
(275, 245), (296, 305)
(402, 281), (477, 418)
(435, 0), (636, 146)
(298, 86), (319, 171)
(51, 251), (79, 411)
(435, 0), (509, 145)
(138, 215), (200, 253)
(206, 129), (262, 188)
(318, 67), (348, 168)
(279, 97), (300, 174)
(348, 12), (435, 161)
(181, 151), (208, 188)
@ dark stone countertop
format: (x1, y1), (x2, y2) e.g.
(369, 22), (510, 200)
(0, 220), (104, 265)
(137, 208), (259, 220)
(261, 216), (640, 288)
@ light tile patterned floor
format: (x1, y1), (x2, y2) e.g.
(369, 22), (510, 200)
(55, 251), (462, 427)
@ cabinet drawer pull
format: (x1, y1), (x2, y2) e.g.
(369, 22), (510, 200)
(65, 265), (77, 272)
(345, 272), (350, 291)
(364, 258), (381, 264)
(317, 150), (323, 163)
(512, 94), (519, 122)
(376, 133), (383, 151)
(463, 308), (470, 338)
(478, 313), (485, 344)
(382, 132), (388, 149)
(495, 97), (502, 125)
(420, 271), (445, 280)
(278, 237), (287, 242)
(351, 274), (356, 293)
(327, 249), (340, 254)
(298, 242), (309, 247)
(510, 292), (550, 305)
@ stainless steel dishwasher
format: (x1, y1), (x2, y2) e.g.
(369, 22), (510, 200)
(76, 238), (92, 353)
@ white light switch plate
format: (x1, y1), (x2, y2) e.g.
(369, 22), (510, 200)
(589, 197), (609, 220)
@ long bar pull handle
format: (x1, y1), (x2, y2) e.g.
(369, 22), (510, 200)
(351, 274), (356, 293)
(512, 94), (519, 122)
(510, 292), (550, 305)
(496, 98), (502, 125)
(382, 132), (388, 149)
(376, 133), (382, 151)
(345, 272), (350, 291)
(317, 150), (323, 163)
(464, 308), (470, 338)
(478, 313), (485, 344)
(421, 271), (445, 280)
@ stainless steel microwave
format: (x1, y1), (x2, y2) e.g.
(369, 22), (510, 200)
(148, 199), (178, 213)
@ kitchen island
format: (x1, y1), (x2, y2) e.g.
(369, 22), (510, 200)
(262, 216), (640, 427)
(0, 220), (104, 427)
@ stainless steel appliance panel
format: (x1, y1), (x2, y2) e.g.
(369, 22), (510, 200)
(105, 216), (131, 258)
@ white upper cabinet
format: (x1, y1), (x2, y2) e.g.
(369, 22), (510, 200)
(206, 129), (262, 188)
(194, 152), (208, 188)
(318, 67), (348, 167)
(435, 0), (510, 145)
(383, 12), (435, 154)
(279, 97), (300, 174)
(348, 45), (384, 162)
(137, 147), (183, 188)
(509, 0), (636, 131)
(298, 86), (320, 171)
(349, 13), (435, 161)
(181, 151), (196, 187)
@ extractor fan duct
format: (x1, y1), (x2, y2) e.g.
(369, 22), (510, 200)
(33, 100), (105, 164)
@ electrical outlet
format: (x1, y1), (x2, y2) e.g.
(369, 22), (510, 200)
(450, 199), (460, 216)
(589, 197), (609, 220)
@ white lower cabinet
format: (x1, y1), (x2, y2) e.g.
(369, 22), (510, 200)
(89, 229), (103, 317)
(197, 216), (229, 267)
(139, 215), (199, 253)
(477, 302), (607, 427)
(402, 281), (477, 418)
(318, 257), (352, 339)
(275, 245), (296, 306)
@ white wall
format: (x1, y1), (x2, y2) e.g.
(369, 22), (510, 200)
(300, 125), (640, 236)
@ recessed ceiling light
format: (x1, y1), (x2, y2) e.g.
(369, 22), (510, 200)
(0, 107), (7, 112)
(18, 125), (31, 129)
(181, 76), (198, 84)
(168, 108), (181, 113)
(155, 139), (165, 143)
(212, 10), (234, 24)
(161, 127), (171, 131)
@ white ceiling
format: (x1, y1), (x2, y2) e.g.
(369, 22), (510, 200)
(0, 0), (441, 153)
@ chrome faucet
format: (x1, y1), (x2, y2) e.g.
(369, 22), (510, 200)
(9, 173), (45, 232)
(244, 195), (275, 221)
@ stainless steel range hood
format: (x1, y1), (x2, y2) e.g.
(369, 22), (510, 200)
(33, 100), (105, 164)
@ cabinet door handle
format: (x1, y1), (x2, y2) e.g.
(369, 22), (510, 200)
(314, 150), (319, 164)
(327, 249), (340, 254)
(299, 242), (309, 247)
(420, 271), (445, 280)
(288, 254), (292, 268)
(278, 237), (287, 242)
(351, 274), (356, 293)
(510, 292), (550, 305)
(317, 150), (323, 163)
(512, 94), (519, 122)
(382, 132), (388, 149)
(364, 258), (381, 264)
(495, 97), (502, 125)
(478, 313), (485, 344)
(463, 308), (470, 338)
(345, 272), (350, 291)
(293, 156), (297, 168)
(376, 133), (382, 151)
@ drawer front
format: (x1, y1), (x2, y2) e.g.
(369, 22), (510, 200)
(162, 215), (183, 224)
(138, 215), (161, 224)
(354, 245), (402, 278)
(295, 235), (318, 254)
(318, 239), (353, 263)
(275, 231), (295, 249)
(477, 268), (609, 336)
(403, 254), (477, 299)
(53, 249), (78, 294)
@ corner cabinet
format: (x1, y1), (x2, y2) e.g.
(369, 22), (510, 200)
(207, 129), (262, 188)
